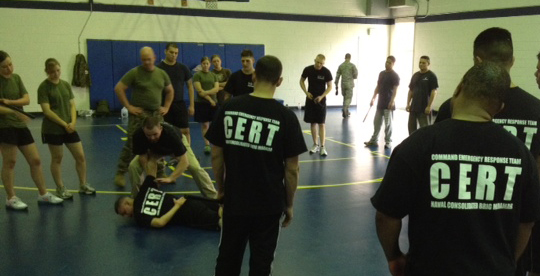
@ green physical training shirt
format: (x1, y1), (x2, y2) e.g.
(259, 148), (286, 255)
(120, 66), (171, 110)
(38, 79), (74, 135)
(0, 74), (28, 129)
(193, 71), (218, 103)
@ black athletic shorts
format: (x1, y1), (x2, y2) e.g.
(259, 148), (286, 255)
(42, 131), (81, 145)
(194, 102), (217, 123)
(303, 97), (327, 124)
(0, 127), (35, 146)
(164, 101), (189, 129)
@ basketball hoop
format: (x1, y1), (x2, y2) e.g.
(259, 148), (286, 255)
(206, 0), (218, 9)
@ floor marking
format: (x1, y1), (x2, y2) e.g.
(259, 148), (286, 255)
(1, 178), (382, 195)
(303, 129), (391, 158)
(298, 178), (382, 189)
(303, 130), (356, 148)
(116, 125), (128, 134)
(300, 157), (356, 163)
(371, 151), (390, 159)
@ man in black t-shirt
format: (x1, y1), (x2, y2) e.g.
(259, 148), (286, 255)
(372, 62), (540, 276)
(206, 55), (307, 276)
(406, 55), (438, 135)
(300, 54), (333, 156)
(157, 43), (195, 144)
(434, 30), (540, 276)
(116, 155), (221, 230)
(365, 56), (400, 149)
(223, 49), (255, 100)
(128, 116), (218, 199)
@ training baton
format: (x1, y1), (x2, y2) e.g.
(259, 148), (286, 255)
(0, 103), (35, 119)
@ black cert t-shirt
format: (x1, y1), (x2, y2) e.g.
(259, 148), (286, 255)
(371, 119), (540, 276)
(157, 61), (192, 103)
(132, 123), (187, 157)
(301, 65), (333, 97)
(408, 70), (438, 113)
(134, 176), (220, 230)
(435, 87), (540, 160)
(205, 95), (307, 216)
(377, 70), (400, 110)
(223, 70), (254, 97)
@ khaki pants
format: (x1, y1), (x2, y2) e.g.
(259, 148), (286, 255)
(128, 134), (217, 199)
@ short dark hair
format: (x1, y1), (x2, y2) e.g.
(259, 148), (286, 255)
(0, 51), (10, 64)
(165, 43), (178, 50)
(114, 196), (128, 214)
(201, 56), (210, 63)
(254, 55), (282, 85)
(143, 115), (162, 129)
(387, 56), (396, 63)
(211, 54), (221, 61)
(241, 49), (254, 58)
(420, 55), (430, 63)
(460, 61), (510, 108)
(45, 58), (60, 72)
(345, 53), (351, 59)
(473, 27), (513, 66)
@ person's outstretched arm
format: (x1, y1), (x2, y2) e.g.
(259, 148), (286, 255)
(150, 197), (187, 228)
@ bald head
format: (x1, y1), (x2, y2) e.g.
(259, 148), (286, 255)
(140, 47), (156, 71)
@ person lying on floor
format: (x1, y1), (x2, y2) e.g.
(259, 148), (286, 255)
(115, 153), (222, 230)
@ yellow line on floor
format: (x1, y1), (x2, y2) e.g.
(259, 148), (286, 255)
(300, 157), (356, 163)
(116, 125), (128, 134)
(303, 130), (356, 148)
(298, 178), (382, 189)
(371, 151), (390, 159)
(1, 178), (382, 195)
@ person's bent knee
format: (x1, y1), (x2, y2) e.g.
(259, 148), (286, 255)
(28, 157), (42, 168)
(2, 158), (16, 170)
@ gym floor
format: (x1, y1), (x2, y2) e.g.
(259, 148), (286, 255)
(0, 107), (412, 276)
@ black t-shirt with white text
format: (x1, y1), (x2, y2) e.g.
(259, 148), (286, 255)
(409, 70), (438, 113)
(372, 119), (540, 276)
(377, 70), (400, 110)
(223, 70), (254, 97)
(435, 87), (540, 160)
(301, 65), (333, 98)
(134, 176), (220, 230)
(132, 123), (187, 157)
(157, 61), (192, 103)
(205, 95), (307, 216)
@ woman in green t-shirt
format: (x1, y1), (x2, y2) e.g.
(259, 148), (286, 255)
(211, 55), (232, 105)
(0, 51), (63, 210)
(193, 56), (219, 154)
(38, 58), (95, 199)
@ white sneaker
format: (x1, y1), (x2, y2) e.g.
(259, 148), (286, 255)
(320, 146), (328, 156)
(6, 196), (28, 210)
(309, 144), (320, 154)
(37, 192), (64, 204)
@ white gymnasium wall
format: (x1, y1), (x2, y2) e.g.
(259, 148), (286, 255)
(97, 0), (369, 17)
(389, 18), (415, 109)
(413, 15), (540, 110)
(392, 0), (540, 18)
(0, 5), (390, 112)
(30, 0), (369, 17)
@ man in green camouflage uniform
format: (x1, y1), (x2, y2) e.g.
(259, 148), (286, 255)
(114, 47), (174, 187)
(335, 53), (358, 118)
